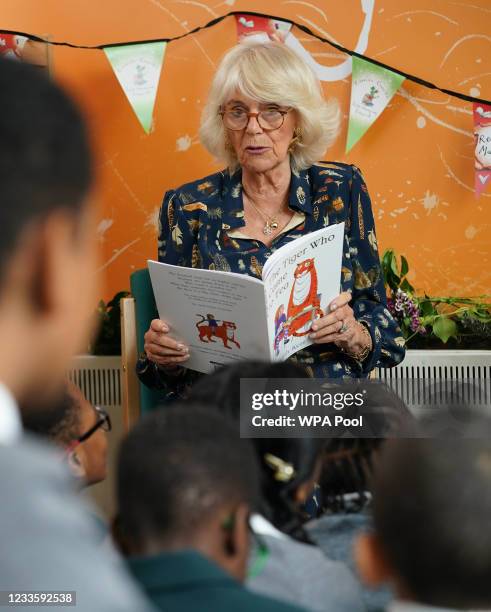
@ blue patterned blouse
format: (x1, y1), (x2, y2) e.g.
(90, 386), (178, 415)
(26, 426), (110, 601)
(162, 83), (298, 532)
(137, 161), (405, 399)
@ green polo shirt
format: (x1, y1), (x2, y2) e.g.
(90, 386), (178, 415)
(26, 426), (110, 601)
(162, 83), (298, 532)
(127, 549), (306, 612)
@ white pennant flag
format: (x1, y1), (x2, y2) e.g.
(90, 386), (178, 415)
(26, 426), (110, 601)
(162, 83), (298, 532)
(104, 41), (166, 134)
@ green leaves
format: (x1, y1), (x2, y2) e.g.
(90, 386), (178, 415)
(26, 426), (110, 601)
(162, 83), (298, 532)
(91, 291), (130, 355)
(381, 249), (399, 290)
(419, 298), (435, 318)
(381, 249), (414, 294)
(381, 249), (491, 348)
(400, 255), (409, 277)
(432, 317), (458, 343)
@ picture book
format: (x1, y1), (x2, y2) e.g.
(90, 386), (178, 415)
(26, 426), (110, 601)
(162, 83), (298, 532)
(148, 222), (345, 374)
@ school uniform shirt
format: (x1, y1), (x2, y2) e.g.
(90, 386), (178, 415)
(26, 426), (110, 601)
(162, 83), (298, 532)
(248, 514), (365, 612)
(126, 549), (307, 612)
(388, 602), (474, 612)
(0, 383), (155, 612)
(307, 509), (394, 612)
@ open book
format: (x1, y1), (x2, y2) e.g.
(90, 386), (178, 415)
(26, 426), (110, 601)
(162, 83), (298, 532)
(148, 222), (345, 374)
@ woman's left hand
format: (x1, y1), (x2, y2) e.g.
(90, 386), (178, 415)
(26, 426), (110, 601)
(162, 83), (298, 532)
(309, 292), (371, 356)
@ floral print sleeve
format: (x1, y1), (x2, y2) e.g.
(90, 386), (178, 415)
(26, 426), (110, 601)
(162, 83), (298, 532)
(136, 188), (204, 398)
(157, 189), (196, 267)
(347, 165), (405, 373)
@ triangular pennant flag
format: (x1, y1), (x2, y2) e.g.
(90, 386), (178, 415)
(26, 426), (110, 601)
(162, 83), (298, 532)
(473, 102), (491, 198)
(0, 32), (49, 68)
(346, 57), (405, 153)
(104, 42), (166, 134)
(235, 14), (292, 44)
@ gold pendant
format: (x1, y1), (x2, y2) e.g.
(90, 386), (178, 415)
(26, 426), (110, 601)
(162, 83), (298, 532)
(270, 220), (279, 230)
(263, 223), (273, 236)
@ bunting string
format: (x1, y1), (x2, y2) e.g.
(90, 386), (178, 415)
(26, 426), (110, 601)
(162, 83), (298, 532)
(1, 10), (490, 106)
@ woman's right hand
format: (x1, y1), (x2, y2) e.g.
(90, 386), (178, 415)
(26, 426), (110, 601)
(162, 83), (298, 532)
(144, 319), (190, 368)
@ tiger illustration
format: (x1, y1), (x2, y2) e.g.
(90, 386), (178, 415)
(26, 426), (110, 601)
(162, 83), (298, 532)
(195, 315), (241, 349)
(286, 259), (324, 337)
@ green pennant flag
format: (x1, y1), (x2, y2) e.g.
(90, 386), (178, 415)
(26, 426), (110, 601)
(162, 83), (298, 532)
(104, 41), (166, 134)
(346, 56), (405, 153)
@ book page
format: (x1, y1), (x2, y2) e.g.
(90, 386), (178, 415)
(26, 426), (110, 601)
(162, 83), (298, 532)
(261, 223), (345, 361)
(148, 261), (269, 374)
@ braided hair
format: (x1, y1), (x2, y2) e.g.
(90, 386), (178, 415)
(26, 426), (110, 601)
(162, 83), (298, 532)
(255, 437), (325, 543)
(320, 382), (414, 513)
(320, 438), (380, 513)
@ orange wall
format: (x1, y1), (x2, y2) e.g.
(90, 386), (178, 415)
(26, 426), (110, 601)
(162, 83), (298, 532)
(1, 0), (490, 300)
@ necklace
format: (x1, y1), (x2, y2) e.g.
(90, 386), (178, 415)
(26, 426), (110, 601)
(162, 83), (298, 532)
(244, 193), (286, 236)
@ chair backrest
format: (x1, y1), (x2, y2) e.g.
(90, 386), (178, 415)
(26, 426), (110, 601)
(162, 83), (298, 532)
(130, 268), (163, 414)
(121, 268), (163, 426)
(120, 296), (139, 428)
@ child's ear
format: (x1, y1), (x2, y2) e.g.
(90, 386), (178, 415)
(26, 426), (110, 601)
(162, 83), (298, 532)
(355, 532), (393, 587)
(222, 504), (251, 582)
(66, 449), (86, 479)
(223, 504), (249, 555)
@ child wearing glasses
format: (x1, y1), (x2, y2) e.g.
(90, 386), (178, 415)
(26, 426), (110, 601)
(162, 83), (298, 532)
(23, 381), (110, 488)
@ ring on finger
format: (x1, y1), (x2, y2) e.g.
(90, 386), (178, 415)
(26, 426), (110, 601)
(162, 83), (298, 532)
(339, 320), (349, 334)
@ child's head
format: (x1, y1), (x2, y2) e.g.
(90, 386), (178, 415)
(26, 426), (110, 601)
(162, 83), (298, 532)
(0, 58), (97, 414)
(23, 381), (109, 486)
(254, 436), (326, 540)
(356, 418), (491, 609)
(187, 359), (309, 423)
(115, 403), (260, 582)
(320, 383), (413, 513)
(65, 382), (109, 486)
(188, 361), (323, 540)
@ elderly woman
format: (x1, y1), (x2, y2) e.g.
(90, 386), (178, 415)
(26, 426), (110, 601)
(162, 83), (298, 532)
(137, 41), (405, 398)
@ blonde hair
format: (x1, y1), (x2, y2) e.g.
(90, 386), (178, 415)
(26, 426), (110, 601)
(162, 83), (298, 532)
(199, 41), (340, 172)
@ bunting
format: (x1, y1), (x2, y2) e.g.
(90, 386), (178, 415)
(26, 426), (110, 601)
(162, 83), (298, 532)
(346, 56), (405, 153)
(473, 103), (491, 198)
(104, 41), (166, 134)
(235, 14), (291, 43)
(0, 32), (49, 68)
(1, 10), (487, 180)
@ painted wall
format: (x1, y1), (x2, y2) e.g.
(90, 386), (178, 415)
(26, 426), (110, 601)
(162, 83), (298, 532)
(1, 0), (490, 300)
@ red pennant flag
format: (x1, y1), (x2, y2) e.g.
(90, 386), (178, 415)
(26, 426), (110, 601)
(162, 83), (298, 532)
(235, 14), (291, 44)
(0, 33), (48, 67)
(473, 103), (491, 198)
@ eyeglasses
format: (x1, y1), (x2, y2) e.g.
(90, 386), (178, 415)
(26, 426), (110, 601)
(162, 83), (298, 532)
(77, 405), (111, 444)
(219, 107), (292, 131)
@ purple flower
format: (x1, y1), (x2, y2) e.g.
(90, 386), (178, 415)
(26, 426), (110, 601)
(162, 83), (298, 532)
(390, 289), (426, 335)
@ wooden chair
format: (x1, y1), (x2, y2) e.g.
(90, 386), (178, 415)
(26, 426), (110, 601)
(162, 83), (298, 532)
(120, 269), (163, 429)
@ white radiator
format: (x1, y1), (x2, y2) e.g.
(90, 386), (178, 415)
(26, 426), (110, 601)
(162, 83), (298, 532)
(69, 355), (123, 518)
(375, 350), (491, 410)
(68, 351), (491, 411)
(68, 355), (122, 409)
